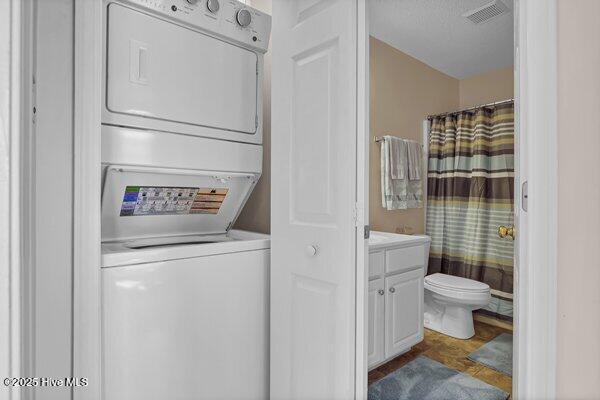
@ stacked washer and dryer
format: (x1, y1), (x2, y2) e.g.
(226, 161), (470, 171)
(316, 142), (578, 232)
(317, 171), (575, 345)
(100, 1), (271, 398)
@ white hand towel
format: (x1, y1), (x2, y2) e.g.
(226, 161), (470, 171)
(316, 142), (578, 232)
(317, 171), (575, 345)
(381, 136), (423, 210)
(388, 136), (406, 180)
(406, 140), (422, 181)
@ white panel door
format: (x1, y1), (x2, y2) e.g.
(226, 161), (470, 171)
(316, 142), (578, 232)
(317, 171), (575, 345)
(384, 269), (424, 358)
(271, 0), (361, 399)
(367, 279), (385, 369)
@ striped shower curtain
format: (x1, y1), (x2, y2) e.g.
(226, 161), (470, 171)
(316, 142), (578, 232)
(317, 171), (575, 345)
(426, 103), (514, 293)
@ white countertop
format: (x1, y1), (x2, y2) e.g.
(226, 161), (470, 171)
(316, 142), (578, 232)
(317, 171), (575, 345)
(368, 230), (430, 250)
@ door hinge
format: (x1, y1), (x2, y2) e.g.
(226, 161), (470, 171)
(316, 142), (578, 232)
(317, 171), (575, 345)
(354, 203), (369, 238)
(521, 181), (528, 212)
(353, 203), (365, 226)
(32, 74), (37, 124)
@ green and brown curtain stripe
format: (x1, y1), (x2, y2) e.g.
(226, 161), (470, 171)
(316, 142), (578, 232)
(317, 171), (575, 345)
(426, 103), (515, 293)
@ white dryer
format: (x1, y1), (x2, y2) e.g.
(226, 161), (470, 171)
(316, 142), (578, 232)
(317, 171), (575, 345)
(102, 0), (270, 144)
(100, 1), (271, 399)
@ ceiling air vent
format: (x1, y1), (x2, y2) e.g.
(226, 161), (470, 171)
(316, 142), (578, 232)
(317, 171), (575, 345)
(463, 0), (509, 24)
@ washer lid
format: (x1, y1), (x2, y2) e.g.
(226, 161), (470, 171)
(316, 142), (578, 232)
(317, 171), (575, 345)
(101, 230), (270, 267)
(101, 165), (259, 242)
(425, 273), (490, 293)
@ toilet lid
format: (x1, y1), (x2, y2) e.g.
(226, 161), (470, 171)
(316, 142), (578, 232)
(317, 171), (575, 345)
(425, 273), (489, 293)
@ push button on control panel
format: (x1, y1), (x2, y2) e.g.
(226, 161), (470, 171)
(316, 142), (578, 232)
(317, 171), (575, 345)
(236, 9), (252, 27)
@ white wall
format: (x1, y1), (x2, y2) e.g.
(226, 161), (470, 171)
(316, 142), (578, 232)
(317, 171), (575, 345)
(556, 1), (600, 398)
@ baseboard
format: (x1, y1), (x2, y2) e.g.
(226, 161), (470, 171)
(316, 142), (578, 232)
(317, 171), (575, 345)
(368, 346), (413, 372)
(474, 313), (514, 331)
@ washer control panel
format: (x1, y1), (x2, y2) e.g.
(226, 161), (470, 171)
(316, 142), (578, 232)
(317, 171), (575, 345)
(118, 0), (271, 53)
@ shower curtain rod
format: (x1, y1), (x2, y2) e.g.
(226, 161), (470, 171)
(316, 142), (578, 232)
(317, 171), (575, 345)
(374, 98), (515, 143)
(426, 98), (514, 120)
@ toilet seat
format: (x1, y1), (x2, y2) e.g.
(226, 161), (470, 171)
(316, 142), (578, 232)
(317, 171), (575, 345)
(425, 273), (489, 293)
(424, 273), (490, 303)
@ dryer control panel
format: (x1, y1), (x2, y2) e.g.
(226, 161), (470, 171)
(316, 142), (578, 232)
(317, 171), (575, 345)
(118, 0), (271, 53)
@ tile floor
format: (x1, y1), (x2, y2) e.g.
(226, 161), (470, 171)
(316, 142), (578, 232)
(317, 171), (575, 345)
(368, 321), (513, 398)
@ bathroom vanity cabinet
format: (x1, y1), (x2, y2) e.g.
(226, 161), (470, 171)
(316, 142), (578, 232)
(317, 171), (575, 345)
(367, 232), (430, 370)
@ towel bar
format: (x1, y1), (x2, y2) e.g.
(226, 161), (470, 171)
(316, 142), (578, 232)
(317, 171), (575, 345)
(374, 136), (423, 147)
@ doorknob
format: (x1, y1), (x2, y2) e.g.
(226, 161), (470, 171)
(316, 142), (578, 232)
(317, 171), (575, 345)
(498, 225), (515, 240)
(378, 289), (384, 296)
(305, 245), (318, 257)
(389, 287), (395, 293)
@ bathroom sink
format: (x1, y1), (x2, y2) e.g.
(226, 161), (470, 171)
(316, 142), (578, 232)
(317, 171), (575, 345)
(368, 232), (389, 244)
(368, 231), (430, 249)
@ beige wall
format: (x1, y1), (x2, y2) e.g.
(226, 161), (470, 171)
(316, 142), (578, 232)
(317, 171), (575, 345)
(459, 67), (514, 108)
(369, 37), (513, 234)
(234, 0), (271, 234)
(369, 37), (459, 234)
(556, 0), (600, 397)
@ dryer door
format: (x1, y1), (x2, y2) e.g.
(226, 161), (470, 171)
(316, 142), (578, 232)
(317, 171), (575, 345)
(104, 3), (260, 142)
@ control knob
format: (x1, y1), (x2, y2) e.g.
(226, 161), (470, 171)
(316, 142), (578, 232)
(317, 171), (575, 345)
(206, 0), (219, 13)
(236, 9), (252, 27)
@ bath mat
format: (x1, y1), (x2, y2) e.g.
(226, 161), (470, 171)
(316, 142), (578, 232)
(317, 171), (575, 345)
(468, 333), (513, 377)
(368, 356), (509, 400)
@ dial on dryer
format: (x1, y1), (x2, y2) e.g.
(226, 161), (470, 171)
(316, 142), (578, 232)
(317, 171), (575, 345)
(236, 9), (252, 27)
(206, 0), (219, 13)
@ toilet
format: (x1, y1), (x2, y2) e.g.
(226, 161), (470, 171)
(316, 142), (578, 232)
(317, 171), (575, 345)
(424, 273), (491, 339)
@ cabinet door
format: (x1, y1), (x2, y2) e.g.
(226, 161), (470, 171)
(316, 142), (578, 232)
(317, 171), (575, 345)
(385, 269), (424, 358)
(385, 245), (426, 275)
(367, 279), (385, 369)
(369, 251), (384, 280)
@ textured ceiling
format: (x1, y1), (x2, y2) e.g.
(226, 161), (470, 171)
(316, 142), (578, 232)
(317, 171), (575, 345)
(369, 0), (514, 79)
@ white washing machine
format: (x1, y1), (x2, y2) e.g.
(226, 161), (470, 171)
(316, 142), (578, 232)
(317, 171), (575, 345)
(100, 1), (271, 399)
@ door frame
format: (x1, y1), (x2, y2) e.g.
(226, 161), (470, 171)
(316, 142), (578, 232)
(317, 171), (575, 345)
(2, 1), (27, 399)
(71, 1), (103, 399)
(512, 1), (558, 399)
(360, 1), (558, 399)
(1, 0), (558, 399)
(355, 0), (369, 397)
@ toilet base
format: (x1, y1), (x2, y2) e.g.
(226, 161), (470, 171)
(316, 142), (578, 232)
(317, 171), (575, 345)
(424, 301), (476, 340)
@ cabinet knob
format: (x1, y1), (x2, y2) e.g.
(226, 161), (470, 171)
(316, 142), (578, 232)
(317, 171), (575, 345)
(389, 287), (395, 293)
(378, 289), (384, 296)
